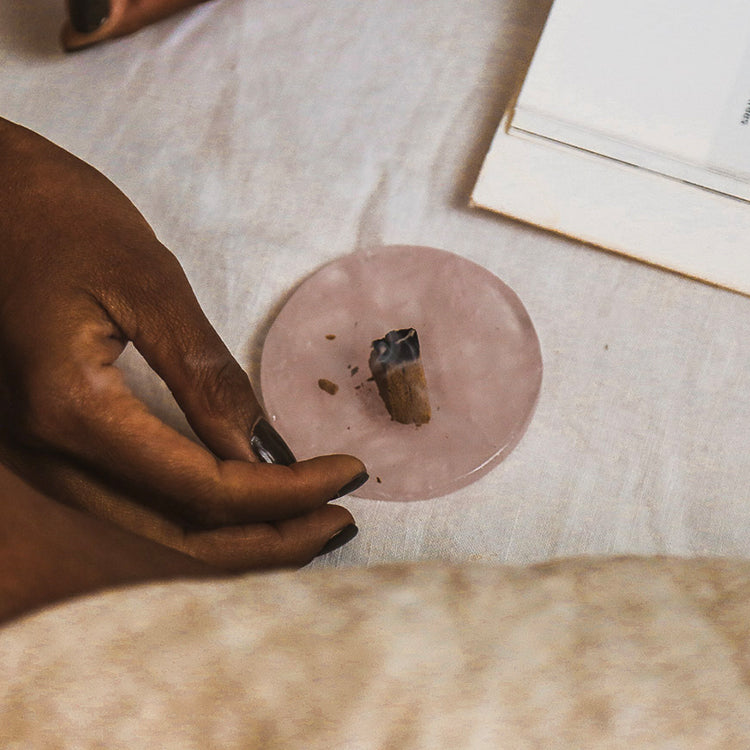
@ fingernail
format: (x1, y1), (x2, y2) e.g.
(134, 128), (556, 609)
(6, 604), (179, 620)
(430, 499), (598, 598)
(250, 417), (296, 466)
(69, 0), (110, 33)
(333, 471), (369, 499)
(317, 524), (359, 556)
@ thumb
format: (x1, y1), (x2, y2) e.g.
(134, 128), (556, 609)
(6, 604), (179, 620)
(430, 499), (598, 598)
(62, 0), (211, 51)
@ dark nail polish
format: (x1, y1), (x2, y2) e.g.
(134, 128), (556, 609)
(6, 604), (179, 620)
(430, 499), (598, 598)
(250, 417), (296, 466)
(317, 524), (359, 556)
(69, 0), (110, 34)
(333, 471), (369, 499)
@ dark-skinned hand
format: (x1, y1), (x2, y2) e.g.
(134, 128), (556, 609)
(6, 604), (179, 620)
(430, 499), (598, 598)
(0, 117), (367, 573)
(62, 0), (213, 51)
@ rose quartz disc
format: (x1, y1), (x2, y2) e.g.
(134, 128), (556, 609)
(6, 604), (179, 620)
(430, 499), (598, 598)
(260, 246), (542, 501)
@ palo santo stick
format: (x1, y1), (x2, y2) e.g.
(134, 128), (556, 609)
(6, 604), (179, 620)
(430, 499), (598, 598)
(368, 328), (431, 426)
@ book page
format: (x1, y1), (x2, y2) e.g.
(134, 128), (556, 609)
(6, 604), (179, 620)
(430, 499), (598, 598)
(510, 0), (750, 199)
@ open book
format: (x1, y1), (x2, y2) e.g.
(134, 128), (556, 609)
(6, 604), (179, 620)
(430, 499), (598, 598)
(472, 0), (750, 296)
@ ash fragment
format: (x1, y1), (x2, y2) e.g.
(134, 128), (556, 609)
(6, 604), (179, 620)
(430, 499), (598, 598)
(317, 378), (339, 395)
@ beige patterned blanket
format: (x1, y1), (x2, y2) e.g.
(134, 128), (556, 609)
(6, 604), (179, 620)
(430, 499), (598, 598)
(3, 556), (750, 748)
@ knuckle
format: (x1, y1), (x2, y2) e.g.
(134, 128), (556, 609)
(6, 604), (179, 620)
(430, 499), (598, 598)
(195, 357), (252, 420)
(178, 477), (236, 530)
(181, 502), (229, 530)
(267, 523), (319, 568)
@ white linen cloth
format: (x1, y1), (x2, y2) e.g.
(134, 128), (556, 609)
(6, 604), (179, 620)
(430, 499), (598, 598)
(4, 0), (750, 567)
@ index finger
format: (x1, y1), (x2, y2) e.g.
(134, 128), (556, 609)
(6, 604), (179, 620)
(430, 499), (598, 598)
(27, 353), (367, 527)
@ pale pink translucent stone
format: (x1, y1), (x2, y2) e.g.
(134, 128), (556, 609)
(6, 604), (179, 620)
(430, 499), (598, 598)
(260, 246), (542, 501)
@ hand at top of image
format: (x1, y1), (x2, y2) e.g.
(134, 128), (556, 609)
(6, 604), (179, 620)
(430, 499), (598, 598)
(61, 0), (213, 51)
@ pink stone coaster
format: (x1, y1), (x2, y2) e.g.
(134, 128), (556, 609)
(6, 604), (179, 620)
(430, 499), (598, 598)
(260, 246), (542, 501)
